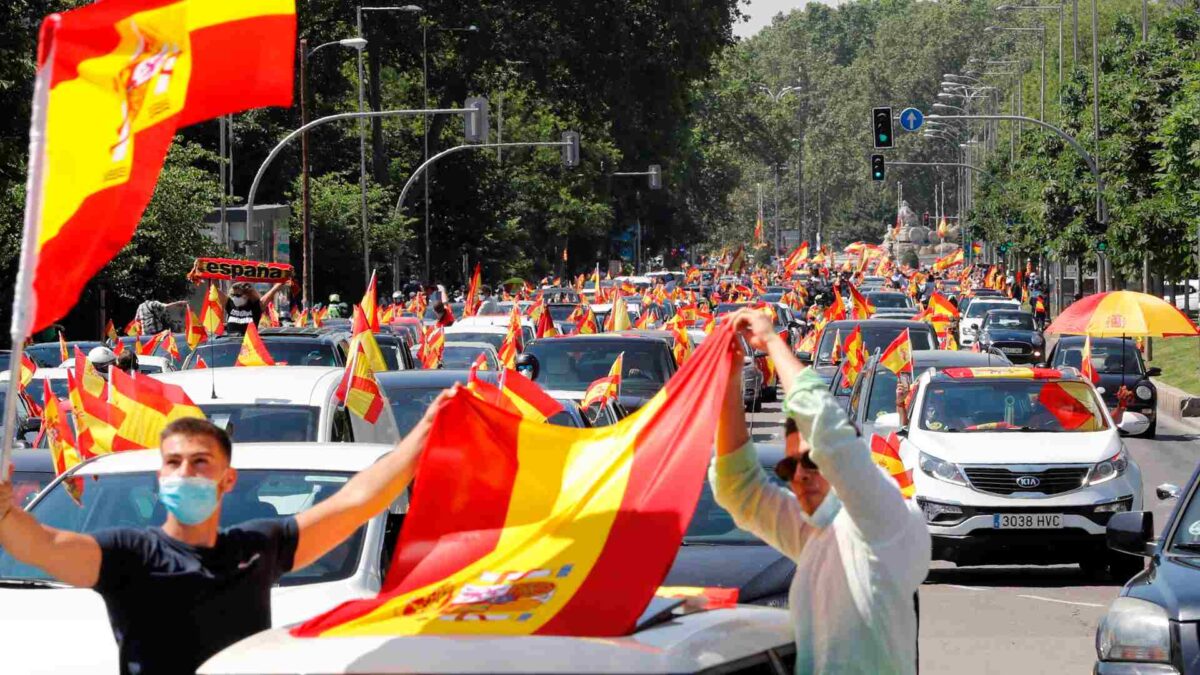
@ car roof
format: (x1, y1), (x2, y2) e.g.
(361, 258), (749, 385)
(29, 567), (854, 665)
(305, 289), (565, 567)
(12, 448), (53, 472)
(1054, 335), (1135, 345)
(0, 367), (69, 383)
(152, 366), (344, 406)
(529, 334), (669, 347)
(376, 369), (498, 388)
(63, 443), (393, 476)
(906, 349), (1011, 369)
(443, 341), (497, 352)
(824, 319), (931, 330)
(927, 365), (1078, 383)
(445, 324), (508, 334)
(197, 605), (793, 674)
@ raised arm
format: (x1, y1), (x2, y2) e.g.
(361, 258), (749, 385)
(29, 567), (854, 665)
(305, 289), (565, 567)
(731, 309), (803, 397)
(0, 481), (102, 588)
(260, 282), (287, 306)
(292, 385), (456, 569)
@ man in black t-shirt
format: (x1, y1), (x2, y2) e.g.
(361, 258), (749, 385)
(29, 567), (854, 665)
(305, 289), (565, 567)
(0, 389), (457, 674)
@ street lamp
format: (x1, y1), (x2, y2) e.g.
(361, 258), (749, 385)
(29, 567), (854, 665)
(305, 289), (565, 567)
(355, 5), (423, 288)
(997, 4), (1065, 121)
(986, 25), (1047, 121)
(299, 35), (369, 307)
(759, 84), (802, 102)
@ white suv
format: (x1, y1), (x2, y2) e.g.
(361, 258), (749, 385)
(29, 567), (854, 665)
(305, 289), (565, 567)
(882, 366), (1148, 579)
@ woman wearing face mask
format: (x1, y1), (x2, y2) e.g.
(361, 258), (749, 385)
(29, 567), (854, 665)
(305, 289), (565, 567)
(713, 308), (931, 675)
(224, 281), (286, 335)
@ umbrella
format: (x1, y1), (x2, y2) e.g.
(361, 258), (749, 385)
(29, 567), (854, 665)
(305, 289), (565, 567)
(1045, 291), (1200, 338)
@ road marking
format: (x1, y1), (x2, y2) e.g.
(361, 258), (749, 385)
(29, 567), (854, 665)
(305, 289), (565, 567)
(947, 584), (987, 591)
(1017, 594), (1105, 608)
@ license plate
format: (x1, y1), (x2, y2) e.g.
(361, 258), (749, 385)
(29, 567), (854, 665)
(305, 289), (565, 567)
(993, 513), (1062, 529)
(1001, 347), (1025, 354)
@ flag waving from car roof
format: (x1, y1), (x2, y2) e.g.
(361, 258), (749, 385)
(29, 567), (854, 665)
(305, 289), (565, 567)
(11, 0), (295, 335)
(293, 322), (737, 638)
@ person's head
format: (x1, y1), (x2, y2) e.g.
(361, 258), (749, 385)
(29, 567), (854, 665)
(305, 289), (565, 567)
(115, 350), (138, 374)
(230, 282), (260, 308)
(515, 353), (540, 380)
(87, 346), (117, 376)
(392, 291), (404, 303)
(157, 418), (237, 527)
(329, 293), (341, 304)
(775, 418), (831, 515)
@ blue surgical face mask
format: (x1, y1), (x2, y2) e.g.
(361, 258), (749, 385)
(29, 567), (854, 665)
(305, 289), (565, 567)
(800, 491), (841, 529)
(158, 476), (220, 525)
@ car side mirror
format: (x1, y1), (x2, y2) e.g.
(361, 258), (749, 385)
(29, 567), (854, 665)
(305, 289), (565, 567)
(874, 412), (903, 429)
(1146, 366), (1162, 377)
(1117, 411), (1150, 436)
(970, 325), (980, 333)
(743, 356), (754, 366)
(753, 350), (768, 358)
(19, 417), (41, 434)
(1107, 511), (1155, 557)
(1156, 483), (1181, 501)
(796, 351), (812, 364)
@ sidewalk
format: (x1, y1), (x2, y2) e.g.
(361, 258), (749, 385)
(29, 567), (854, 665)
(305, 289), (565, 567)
(1156, 379), (1200, 431)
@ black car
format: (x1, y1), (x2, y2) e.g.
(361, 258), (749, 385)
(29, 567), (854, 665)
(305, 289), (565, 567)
(181, 327), (350, 369)
(1047, 336), (1159, 438)
(1095, 464), (1200, 673)
(975, 310), (1045, 364)
(807, 319), (938, 385)
(524, 334), (678, 413)
(664, 443), (792, 607)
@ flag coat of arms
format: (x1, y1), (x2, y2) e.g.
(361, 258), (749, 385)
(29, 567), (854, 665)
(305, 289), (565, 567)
(293, 324), (738, 638)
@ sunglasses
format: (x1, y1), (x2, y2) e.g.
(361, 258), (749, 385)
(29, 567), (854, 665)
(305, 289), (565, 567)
(774, 453), (818, 481)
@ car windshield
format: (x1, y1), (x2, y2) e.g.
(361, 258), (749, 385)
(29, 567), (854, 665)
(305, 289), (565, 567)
(966, 302), (1015, 319)
(443, 332), (505, 351)
(817, 325), (934, 364)
(26, 378), (70, 409)
(865, 367), (903, 421)
(684, 477), (778, 544)
(441, 345), (495, 370)
(527, 340), (672, 397)
(118, 335), (192, 363)
(11, 470), (54, 509)
(867, 293), (911, 309)
(202, 405), (320, 443)
(0, 470), (364, 586)
(386, 386), (446, 437)
(423, 303), (465, 320)
(1169, 483), (1200, 554)
(918, 379), (1108, 433)
(26, 343), (101, 368)
(984, 312), (1035, 330)
(547, 306), (579, 322)
(1051, 343), (1144, 376)
(186, 341), (338, 368)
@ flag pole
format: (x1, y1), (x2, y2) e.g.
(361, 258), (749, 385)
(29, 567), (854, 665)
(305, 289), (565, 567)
(2, 26), (56, 477)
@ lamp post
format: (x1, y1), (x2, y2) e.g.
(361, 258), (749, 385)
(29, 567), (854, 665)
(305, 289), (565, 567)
(299, 36), (369, 308)
(986, 25), (1046, 121)
(997, 5), (1064, 120)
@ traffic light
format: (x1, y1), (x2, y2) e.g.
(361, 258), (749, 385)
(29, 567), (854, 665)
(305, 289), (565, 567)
(871, 154), (885, 181)
(464, 96), (490, 144)
(561, 131), (580, 168)
(1096, 241), (1108, 252)
(648, 164), (662, 190)
(872, 107), (894, 149)
(998, 242), (1011, 254)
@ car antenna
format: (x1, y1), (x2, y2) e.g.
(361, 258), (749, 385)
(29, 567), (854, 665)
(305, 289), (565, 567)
(209, 340), (219, 400)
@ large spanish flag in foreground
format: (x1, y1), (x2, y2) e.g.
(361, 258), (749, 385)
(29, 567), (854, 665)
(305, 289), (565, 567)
(14, 0), (294, 334)
(294, 323), (737, 638)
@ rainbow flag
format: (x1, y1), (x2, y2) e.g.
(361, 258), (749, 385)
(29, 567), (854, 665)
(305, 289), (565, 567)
(293, 324), (738, 638)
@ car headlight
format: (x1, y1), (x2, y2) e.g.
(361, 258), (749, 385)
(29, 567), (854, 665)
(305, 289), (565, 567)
(1096, 597), (1172, 663)
(917, 498), (965, 523)
(1089, 447), (1130, 485)
(1136, 385), (1153, 401)
(1094, 498), (1132, 513)
(919, 451), (968, 486)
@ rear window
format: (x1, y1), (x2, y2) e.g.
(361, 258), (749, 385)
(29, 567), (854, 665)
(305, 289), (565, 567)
(526, 340), (673, 397)
(817, 325), (935, 365)
(202, 405), (320, 442)
(185, 341), (340, 368)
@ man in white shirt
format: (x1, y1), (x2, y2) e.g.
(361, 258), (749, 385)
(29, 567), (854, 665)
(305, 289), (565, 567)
(712, 308), (930, 674)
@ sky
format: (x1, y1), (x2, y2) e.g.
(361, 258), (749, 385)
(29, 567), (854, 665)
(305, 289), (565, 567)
(734, 0), (834, 38)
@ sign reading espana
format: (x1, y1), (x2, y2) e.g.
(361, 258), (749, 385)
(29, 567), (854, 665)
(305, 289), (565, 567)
(187, 257), (293, 284)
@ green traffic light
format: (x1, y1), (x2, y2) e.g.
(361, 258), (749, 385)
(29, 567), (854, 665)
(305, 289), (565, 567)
(878, 134), (888, 142)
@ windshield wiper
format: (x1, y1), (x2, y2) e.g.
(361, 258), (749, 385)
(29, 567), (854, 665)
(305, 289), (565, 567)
(1171, 542), (1200, 552)
(0, 577), (68, 589)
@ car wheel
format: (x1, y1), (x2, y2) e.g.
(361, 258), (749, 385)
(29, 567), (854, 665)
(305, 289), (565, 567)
(763, 386), (778, 403)
(1108, 552), (1145, 583)
(1138, 418), (1157, 439)
(1079, 557), (1108, 581)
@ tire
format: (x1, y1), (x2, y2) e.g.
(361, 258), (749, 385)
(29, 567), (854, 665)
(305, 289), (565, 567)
(1079, 557), (1108, 581)
(1108, 551), (1145, 583)
(1139, 418), (1157, 439)
(763, 386), (778, 403)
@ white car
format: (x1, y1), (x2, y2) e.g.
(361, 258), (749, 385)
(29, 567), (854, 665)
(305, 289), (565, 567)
(445, 317), (534, 350)
(1162, 279), (1200, 311)
(0, 444), (403, 675)
(440, 341), (501, 370)
(153, 367), (399, 444)
(199, 604), (794, 674)
(879, 366), (1148, 579)
(59, 354), (176, 374)
(958, 298), (1021, 346)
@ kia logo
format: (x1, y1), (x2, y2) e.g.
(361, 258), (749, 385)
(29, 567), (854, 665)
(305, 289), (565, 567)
(1016, 476), (1041, 488)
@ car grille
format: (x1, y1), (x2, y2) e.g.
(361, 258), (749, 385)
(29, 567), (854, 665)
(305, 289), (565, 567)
(991, 341), (1031, 356)
(963, 466), (1089, 496)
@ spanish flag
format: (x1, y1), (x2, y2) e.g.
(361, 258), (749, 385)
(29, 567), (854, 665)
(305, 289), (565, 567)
(670, 318), (692, 365)
(572, 307), (599, 336)
(839, 325), (867, 387)
(582, 353), (623, 408)
(604, 293), (633, 332)
(42, 382), (85, 502)
(139, 330), (168, 356)
(335, 343), (384, 424)
(420, 326), (445, 369)
(927, 291), (958, 319)
(124, 319), (143, 338)
(13, 0), (294, 333)
(19, 353), (38, 389)
(496, 304), (523, 368)
(107, 365), (205, 447)
(104, 319), (119, 344)
(350, 305), (388, 373)
(1080, 335), (1100, 384)
(199, 282), (224, 337)
(360, 270), (381, 331)
(293, 323), (737, 638)
(870, 432), (914, 498)
(185, 304), (207, 350)
(234, 322), (275, 367)
(467, 368), (564, 422)
(57, 330), (69, 365)
(464, 263), (482, 317)
(879, 328), (914, 376)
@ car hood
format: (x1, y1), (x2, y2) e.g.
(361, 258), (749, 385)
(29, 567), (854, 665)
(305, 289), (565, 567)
(0, 579), (375, 673)
(1126, 554), (1200, 622)
(982, 328), (1040, 343)
(1093, 373), (1152, 400)
(0, 587), (116, 673)
(905, 428), (1120, 465)
(665, 544), (794, 605)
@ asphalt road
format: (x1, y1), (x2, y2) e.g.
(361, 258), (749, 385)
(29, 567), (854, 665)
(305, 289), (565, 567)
(746, 397), (1200, 674)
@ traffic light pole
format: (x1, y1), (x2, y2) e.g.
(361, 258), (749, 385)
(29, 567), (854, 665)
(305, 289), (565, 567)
(392, 139), (575, 277)
(609, 166), (663, 274)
